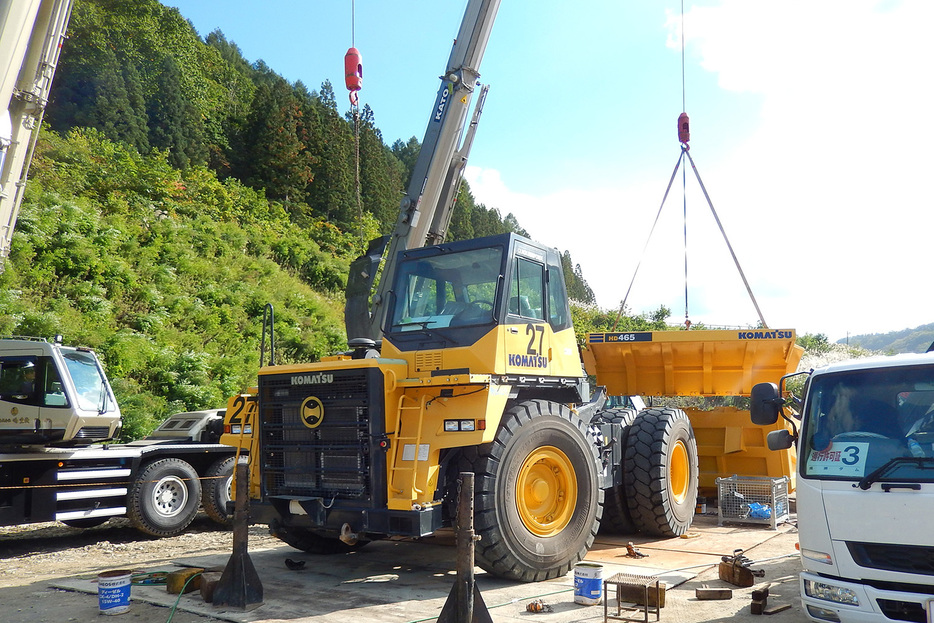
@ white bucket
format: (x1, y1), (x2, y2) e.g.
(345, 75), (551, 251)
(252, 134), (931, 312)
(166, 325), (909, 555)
(573, 562), (603, 605)
(98, 570), (132, 615)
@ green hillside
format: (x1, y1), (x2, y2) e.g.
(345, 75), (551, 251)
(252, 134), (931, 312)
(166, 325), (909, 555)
(837, 324), (934, 354)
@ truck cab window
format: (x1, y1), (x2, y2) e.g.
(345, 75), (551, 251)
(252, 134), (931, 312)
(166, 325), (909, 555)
(0, 357), (39, 402)
(803, 366), (934, 481)
(62, 351), (114, 413)
(389, 246), (503, 331)
(508, 257), (544, 320)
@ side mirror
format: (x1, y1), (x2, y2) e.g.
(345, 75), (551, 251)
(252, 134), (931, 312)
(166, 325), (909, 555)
(767, 428), (795, 451)
(750, 382), (781, 425)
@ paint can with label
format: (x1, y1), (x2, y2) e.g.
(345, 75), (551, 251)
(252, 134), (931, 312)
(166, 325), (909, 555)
(98, 569), (132, 615)
(573, 562), (603, 605)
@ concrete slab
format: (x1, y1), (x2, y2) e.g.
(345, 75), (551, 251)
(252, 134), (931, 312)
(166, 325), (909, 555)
(51, 514), (794, 622)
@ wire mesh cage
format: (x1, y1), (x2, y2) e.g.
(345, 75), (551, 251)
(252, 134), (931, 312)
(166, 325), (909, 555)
(716, 475), (789, 530)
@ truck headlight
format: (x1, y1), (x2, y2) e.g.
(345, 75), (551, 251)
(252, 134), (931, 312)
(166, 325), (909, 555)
(804, 579), (859, 606)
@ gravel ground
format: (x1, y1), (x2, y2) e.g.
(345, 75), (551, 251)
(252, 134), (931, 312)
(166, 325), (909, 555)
(0, 515), (277, 623)
(0, 514), (806, 623)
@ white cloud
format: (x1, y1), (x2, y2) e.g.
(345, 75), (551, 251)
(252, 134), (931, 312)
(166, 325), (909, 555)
(467, 2), (934, 342)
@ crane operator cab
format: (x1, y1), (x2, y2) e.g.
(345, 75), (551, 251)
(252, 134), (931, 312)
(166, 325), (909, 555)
(380, 233), (585, 402)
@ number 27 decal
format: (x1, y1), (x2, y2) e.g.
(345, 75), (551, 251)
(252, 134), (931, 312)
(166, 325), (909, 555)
(526, 323), (544, 355)
(227, 394), (257, 426)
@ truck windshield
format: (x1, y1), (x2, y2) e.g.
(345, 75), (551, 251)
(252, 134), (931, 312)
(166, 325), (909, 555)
(62, 351), (114, 413)
(388, 246), (503, 332)
(802, 364), (934, 484)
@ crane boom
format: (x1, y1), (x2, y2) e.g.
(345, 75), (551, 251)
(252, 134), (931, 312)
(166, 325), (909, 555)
(345, 0), (501, 342)
(0, 0), (73, 272)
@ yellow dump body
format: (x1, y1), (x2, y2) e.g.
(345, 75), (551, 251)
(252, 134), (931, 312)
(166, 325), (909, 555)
(582, 329), (804, 493)
(581, 329), (802, 397)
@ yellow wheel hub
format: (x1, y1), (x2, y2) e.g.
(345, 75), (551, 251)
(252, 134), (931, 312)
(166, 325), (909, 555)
(516, 446), (577, 536)
(669, 439), (690, 504)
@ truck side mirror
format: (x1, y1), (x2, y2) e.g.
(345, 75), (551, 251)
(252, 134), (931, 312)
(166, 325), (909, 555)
(767, 428), (795, 450)
(750, 382), (781, 425)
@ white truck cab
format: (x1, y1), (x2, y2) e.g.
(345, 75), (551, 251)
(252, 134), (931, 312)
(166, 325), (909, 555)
(0, 336), (120, 444)
(753, 353), (934, 623)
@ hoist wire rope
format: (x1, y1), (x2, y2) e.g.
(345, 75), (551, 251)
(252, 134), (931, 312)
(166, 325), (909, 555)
(684, 148), (768, 328)
(682, 131), (689, 325)
(681, 0), (691, 327)
(616, 1), (767, 330)
(613, 150), (685, 330)
(351, 0), (363, 245)
(680, 0), (690, 325)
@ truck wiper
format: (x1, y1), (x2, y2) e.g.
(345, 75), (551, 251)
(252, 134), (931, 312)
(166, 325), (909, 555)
(856, 456), (934, 490)
(98, 384), (110, 415)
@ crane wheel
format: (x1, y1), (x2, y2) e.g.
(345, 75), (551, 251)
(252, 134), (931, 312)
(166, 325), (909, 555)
(128, 458), (202, 537)
(594, 407), (639, 534)
(462, 399), (602, 582)
(624, 408), (698, 536)
(270, 523), (369, 554)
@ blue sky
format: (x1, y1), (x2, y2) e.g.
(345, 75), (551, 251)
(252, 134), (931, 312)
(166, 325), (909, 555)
(162, 1), (933, 342)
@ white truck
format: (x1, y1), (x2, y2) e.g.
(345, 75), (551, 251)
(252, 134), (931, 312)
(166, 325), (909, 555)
(752, 352), (934, 623)
(0, 336), (240, 535)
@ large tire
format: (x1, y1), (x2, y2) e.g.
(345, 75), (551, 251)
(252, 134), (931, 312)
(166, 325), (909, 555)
(595, 408), (638, 534)
(270, 523), (368, 555)
(128, 458), (202, 537)
(624, 408), (698, 536)
(462, 399), (603, 582)
(201, 455), (242, 526)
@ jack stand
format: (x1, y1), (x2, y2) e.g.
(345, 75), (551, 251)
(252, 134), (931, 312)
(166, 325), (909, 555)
(437, 472), (492, 623)
(213, 463), (263, 610)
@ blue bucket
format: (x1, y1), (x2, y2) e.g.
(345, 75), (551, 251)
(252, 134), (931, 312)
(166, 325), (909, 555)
(98, 569), (132, 615)
(573, 562), (603, 605)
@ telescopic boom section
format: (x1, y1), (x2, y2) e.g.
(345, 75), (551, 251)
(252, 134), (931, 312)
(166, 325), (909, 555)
(0, 0), (73, 272)
(345, 0), (501, 342)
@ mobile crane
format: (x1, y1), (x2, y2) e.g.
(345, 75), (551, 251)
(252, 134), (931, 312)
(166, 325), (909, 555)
(0, 0), (240, 537)
(223, 0), (802, 582)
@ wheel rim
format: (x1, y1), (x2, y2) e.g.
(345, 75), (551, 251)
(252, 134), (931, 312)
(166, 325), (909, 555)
(151, 476), (188, 518)
(669, 439), (690, 504)
(515, 446), (577, 536)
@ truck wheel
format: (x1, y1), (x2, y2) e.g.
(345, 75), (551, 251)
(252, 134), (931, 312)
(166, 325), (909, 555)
(128, 458), (202, 537)
(201, 455), (240, 526)
(595, 408), (638, 534)
(270, 523), (368, 554)
(464, 399), (602, 582)
(624, 408), (698, 536)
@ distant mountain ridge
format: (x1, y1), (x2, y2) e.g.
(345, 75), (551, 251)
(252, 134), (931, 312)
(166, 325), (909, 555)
(836, 323), (934, 354)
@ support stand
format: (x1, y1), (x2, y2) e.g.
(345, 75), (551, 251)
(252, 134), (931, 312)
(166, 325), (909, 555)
(437, 472), (493, 623)
(213, 463), (263, 610)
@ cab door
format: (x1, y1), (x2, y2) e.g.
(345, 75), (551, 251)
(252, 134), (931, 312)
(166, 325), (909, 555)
(503, 246), (551, 376)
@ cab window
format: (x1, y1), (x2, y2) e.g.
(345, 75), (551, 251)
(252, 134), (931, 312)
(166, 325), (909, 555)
(508, 258), (544, 320)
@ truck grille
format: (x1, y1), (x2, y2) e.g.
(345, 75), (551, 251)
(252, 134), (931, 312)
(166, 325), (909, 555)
(848, 542), (934, 576)
(73, 426), (111, 439)
(876, 599), (926, 623)
(259, 368), (382, 502)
